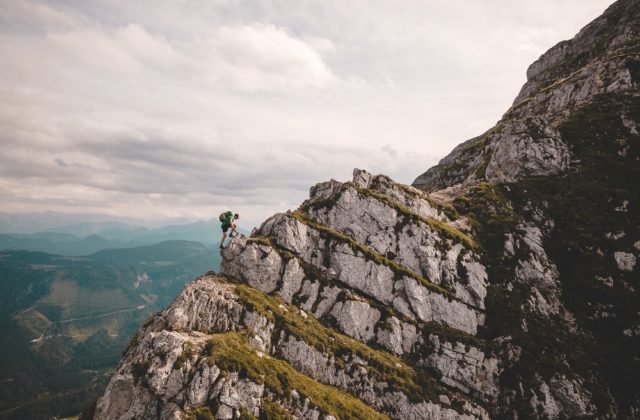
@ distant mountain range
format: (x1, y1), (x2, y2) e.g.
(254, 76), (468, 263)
(0, 240), (222, 419)
(0, 212), (246, 419)
(0, 212), (188, 235)
(0, 215), (250, 256)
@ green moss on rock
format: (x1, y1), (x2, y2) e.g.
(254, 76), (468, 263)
(207, 332), (388, 420)
(185, 406), (216, 420)
(233, 284), (453, 407)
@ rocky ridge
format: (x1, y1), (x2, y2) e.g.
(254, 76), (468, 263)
(413, 0), (640, 190)
(413, 0), (640, 417)
(94, 169), (505, 419)
(94, 1), (640, 418)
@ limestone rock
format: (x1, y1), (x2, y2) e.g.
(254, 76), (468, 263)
(614, 251), (637, 271)
(95, 274), (490, 420)
(485, 117), (571, 184)
(330, 300), (380, 342)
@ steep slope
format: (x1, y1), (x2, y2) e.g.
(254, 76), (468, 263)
(413, 0), (639, 190)
(94, 170), (501, 419)
(412, 0), (640, 417)
(94, 1), (639, 419)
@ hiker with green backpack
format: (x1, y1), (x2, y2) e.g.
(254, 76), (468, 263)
(219, 211), (239, 249)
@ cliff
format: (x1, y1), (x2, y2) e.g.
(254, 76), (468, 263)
(93, 0), (640, 418)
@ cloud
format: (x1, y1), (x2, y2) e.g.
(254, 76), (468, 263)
(0, 111), (437, 227)
(0, 0), (614, 228)
(207, 24), (335, 91)
(4, 18), (335, 93)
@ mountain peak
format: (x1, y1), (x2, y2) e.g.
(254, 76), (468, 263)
(518, 0), (640, 103)
(413, 0), (639, 191)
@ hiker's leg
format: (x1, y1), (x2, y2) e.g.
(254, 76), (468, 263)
(220, 232), (227, 247)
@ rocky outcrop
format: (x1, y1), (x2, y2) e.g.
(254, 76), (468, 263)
(413, 0), (640, 191)
(95, 168), (503, 419)
(94, 272), (492, 420)
(484, 117), (571, 184)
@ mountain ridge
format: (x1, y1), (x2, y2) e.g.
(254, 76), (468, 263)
(93, 1), (639, 418)
(412, 0), (639, 191)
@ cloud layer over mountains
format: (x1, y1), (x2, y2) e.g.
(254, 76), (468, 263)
(0, 0), (612, 227)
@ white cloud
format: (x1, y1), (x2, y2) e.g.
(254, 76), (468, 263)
(0, 0), (615, 228)
(2, 17), (336, 94)
(208, 24), (335, 91)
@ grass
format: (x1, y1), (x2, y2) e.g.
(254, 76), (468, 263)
(233, 283), (456, 407)
(184, 406), (216, 420)
(260, 398), (293, 419)
(206, 332), (389, 420)
(288, 210), (453, 298)
(453, 182), (520, 263)
(246, 236), (275, 248)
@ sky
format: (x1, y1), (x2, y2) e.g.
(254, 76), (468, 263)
(0, 0), (615, 229)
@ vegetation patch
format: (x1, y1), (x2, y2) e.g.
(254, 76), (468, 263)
(185, 406), (216, 420)
(453, 182), (520, 268)
(233, 284), (458, 408)
(246, 236), (275, 248)
(207, 332), (388, 420)
(131, 360), (150, 386)
(259, 398), (293, 420)
(240, 408), (258, 420)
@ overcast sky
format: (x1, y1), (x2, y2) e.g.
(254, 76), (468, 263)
(0, 0), (614, 229)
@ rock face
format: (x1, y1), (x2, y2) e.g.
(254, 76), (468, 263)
(94, 170), (500, 420)
(95, 1), (639, 419)
(413, 0), (640, 191)
(412, 0), (640, 418)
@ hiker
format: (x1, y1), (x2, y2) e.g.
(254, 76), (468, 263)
(219, 211), (239, 248)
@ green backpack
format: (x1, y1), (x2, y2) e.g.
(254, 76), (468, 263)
(219, 211), (232, 223)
